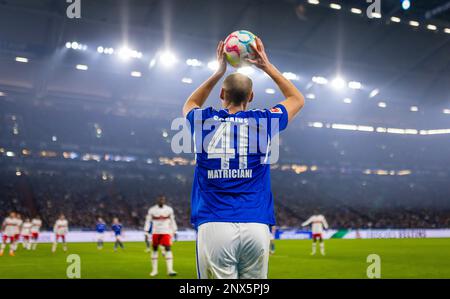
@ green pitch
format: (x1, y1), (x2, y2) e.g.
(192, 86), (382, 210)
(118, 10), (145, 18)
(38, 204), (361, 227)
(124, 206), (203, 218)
(1, 239), (449, 278)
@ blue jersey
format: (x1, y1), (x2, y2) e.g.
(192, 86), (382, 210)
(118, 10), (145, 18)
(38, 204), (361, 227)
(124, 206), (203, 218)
(96, 222), (106, 233)
(111, 223), (122, 236)
(186, 104), (289, 228)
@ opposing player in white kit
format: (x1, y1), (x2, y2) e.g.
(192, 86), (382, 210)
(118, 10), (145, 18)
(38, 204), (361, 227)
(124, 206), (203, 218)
(146, 196), (178, 277)
(302, 214), (329, 256)
(183, 38), (304, 278)
(52, 214), (69, 252)
(1, 212), (19, 256)
(21, 218), (33, 250)
(30, 216), (42, 250)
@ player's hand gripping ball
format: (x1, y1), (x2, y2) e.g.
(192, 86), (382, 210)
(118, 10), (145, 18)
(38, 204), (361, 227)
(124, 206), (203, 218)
(224, 30), (257, 68)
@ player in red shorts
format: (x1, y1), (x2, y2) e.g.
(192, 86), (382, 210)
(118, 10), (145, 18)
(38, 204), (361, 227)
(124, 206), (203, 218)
(302, 213), (329, 256)
(21, 218), (33, 250)
(146, 195), (178, 277)
(1, 212), (19, 256)
(52, 214), (69, 252)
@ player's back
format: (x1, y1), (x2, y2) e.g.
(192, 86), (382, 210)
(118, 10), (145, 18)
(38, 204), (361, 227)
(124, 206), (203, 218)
(112, 223), (122, 235)
(96, 222), (106, 233)
(187, 104), (289, 228)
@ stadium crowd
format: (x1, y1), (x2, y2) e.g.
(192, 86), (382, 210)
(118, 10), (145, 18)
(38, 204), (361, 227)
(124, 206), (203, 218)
(1, 166), (449, 230)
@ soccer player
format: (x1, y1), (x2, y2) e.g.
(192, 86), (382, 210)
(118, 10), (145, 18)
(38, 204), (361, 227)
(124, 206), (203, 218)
(30, 216), (42, 250)
(183, 38), (304, 279)
(111, 218), (124, 252)
(96, 217), (107, 250)
(0, 212), (19, 256)
(302, 213), (329, 256)
(21, 218), (33, 250)
(52, 214), (69, 252)
(147, 195), (178, 277)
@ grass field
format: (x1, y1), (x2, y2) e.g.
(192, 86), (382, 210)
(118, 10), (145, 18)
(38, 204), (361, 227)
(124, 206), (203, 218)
(1, 239), (449, 278)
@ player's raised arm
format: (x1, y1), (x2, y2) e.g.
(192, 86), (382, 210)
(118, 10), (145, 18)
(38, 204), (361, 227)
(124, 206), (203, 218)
(246, 37), (304, 122)
(182, 41), (227, 117)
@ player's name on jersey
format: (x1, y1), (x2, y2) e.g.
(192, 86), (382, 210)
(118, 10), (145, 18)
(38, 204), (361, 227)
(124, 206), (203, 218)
(207, 169), (253, 179)
(211, 115), (249, 123)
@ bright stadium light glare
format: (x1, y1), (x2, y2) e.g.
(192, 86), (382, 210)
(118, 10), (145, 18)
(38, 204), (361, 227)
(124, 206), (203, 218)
(409, 20), (420, 27)
(350, 8), (362, 14)
(118, 47), (133, 60)
(71, 41), (79, 49)
(306, 93), (316, 100)
(159, 51), (177, 67)
(265, 88), (276, 95)
(330, 3), (341, 10)
(426, 24), (437, 31)
(410, 106), (419, 112)
(401, 0), (411, 10)
(443, 109), (450, 114)
(207, 60), (219, 71)
(378, 102), (387, 108)
(282, 72), (299, 81)
(75, 64), (88, 71)
(130, 71), (141, 77)
(390, 16), (401, 23)
(445, 28), (450, 34)
(369, 88), (379, 98)
(307, 0), (319, 5)
(348, 81), (362, 89)
(238, 66), (255, 76)
(312, 76), (328, 85)
(181, 77), (193, 84)
(186, 58), (202, 67)
(343, 98), (352, 104)
(65, 42), (72, 49)
(0, 91), (6, 96)
(97, 46), (104, 53)
(331, 77), (346, 89)
(15, 57), (28, 63)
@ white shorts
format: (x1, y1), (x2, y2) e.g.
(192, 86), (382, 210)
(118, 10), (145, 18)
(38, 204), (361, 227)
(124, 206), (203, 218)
(196, 222), (271, 279)
(96, 233), (105, 241)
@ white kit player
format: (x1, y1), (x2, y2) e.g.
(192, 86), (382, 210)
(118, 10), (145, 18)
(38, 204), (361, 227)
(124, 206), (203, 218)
(146, 195), (178, 277)
(52, 214), (69, 252)
(30, 216), (42, 250)
(21, 218), (33, 250)
(1, 212), (19, 256)
(302, 213), (329, 256)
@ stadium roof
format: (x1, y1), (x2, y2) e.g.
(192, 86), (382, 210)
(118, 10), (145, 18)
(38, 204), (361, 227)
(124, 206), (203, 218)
(0, 0), (449, 108)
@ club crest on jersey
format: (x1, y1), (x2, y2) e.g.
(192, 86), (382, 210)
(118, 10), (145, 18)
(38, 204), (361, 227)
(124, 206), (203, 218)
(270, 107), (282, 114)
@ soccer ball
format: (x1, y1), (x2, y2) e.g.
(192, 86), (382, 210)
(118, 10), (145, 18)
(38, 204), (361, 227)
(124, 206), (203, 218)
(224, 30), (257, 68)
